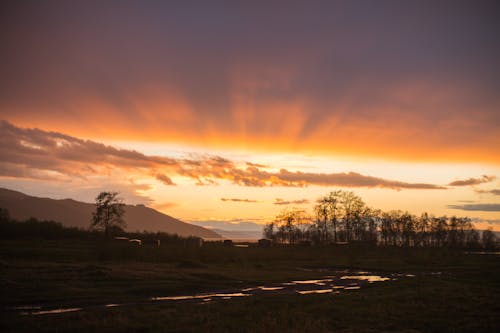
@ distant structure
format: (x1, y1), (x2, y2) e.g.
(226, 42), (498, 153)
(184, 237), (204, 247)
(223, 239), (233, 247)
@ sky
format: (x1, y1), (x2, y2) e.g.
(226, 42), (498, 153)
(0, 0), (499, 230)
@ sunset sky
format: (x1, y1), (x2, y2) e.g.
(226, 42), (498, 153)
(1, 1), (499, 230)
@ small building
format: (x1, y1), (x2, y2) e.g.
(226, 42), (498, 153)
(184, 237), (204, 248)
(223, 239), (233, 247)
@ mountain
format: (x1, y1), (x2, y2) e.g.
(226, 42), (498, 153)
(0, 188), (221, 239)
(213, 229), (263, 240)
(189, 220), (264, 240)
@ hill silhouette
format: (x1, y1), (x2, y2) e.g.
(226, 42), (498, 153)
(0, 188), (221, 239)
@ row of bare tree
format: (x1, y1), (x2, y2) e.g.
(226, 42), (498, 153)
(263, 190), (497, 249)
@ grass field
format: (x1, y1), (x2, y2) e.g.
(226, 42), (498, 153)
(1, 239), (499, 332)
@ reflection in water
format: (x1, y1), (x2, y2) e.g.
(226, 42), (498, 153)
(152, 292), (250, 302)
(18, 270), (412, 316)
(259, 286), (285, 291)
(297, 289), (333, 295)
(340, 275), (391, 282)
(24, 307), (82, 316)
(292, 279), (333, 284)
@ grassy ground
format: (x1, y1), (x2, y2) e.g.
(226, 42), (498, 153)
(1, 239), (499, 332)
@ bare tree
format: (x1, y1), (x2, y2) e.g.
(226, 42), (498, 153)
(267, 190), (481, 249)
(315, 191), (343, 243)
(91, 191), (126, 237)
(273, 208), (311, 244)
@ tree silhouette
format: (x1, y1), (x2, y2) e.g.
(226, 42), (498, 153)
(264, 190), (489, 249)
(91, 191), (125, 237)
(315, 191), (342, 243)
(273, 208), (311, 244)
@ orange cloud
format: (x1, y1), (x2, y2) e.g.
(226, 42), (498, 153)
(0, 121), (456, 190)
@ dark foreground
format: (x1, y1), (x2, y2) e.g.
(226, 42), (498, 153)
(1, 240), (499, 332)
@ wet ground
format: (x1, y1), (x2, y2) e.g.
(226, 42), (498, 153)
(12, 269), (416, 316)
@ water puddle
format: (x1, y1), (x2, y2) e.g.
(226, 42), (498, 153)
(292, 279), (333, 284)
(14, 269), (414, 316)
(104, 304), (121, 308)
(297, 289), (333, 295)
(340, 275), (391, 282)
(22, 307), (82, 316)
(259, 286), (285, 291)
(152, 292), (250, 302)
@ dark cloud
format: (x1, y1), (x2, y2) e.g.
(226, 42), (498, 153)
(0, 1), (499, 162)
(274, 198), (310, 205)
(272, 170), (446, 189)
(221, 198), (260, 203)
(475, 189), (500, 196)
(471, 217), (500, 225)
(155, 173), (176, 186)
(0, 121), (449, 190)
(448, 175), (496, 186)
(448, 204), (500, 212)
(0, 120), (178, 171)
(246, 162), (268, 168)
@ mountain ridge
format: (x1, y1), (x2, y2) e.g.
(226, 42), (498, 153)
(0, 187), (221, 239)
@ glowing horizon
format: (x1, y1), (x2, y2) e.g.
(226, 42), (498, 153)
(1, 121), (498, 231)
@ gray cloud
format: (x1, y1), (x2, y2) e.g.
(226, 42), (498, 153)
(274, 198), (310, 205)
(448, 204), (500, 212)
(155, 173), (176, 186)
(471, 217), (500, 225)
(448, 175), (496, 186)
(221, 198), (260, 203)
(475, 189), (500, 196)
